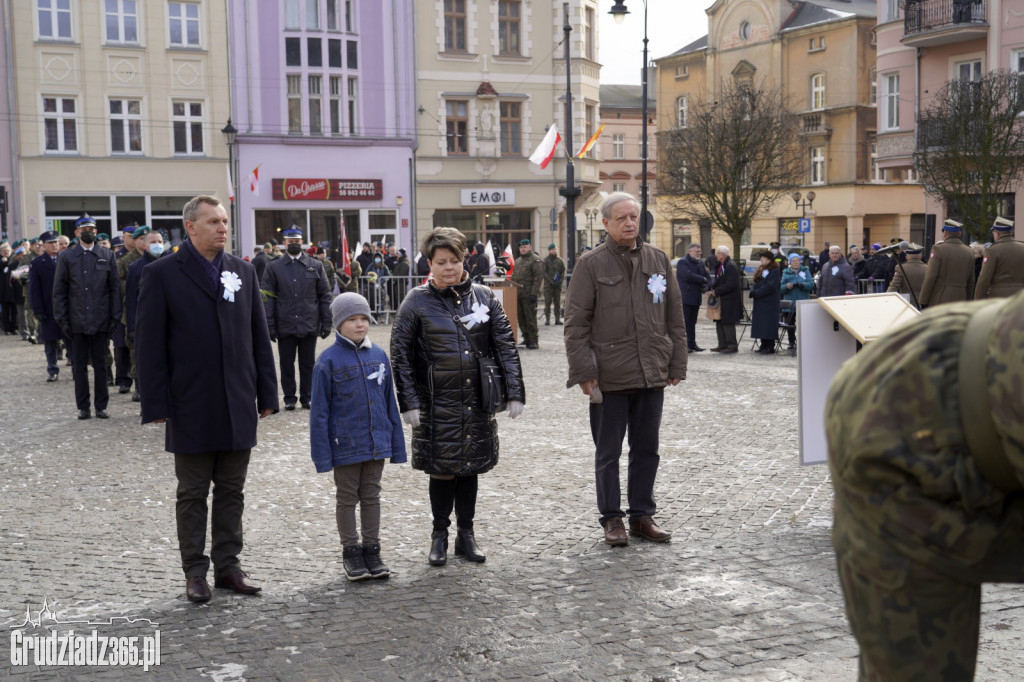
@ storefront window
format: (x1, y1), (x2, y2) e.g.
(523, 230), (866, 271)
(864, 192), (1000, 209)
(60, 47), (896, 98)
(432, 209), (532, 250)
(777, 218), (805, 248)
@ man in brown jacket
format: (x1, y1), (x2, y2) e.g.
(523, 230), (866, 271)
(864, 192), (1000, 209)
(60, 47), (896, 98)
(886, 243), (927, 306)
(975, 217), (1024, 300)
(563, 192), (688, 547)
(919, 219), (976, 308)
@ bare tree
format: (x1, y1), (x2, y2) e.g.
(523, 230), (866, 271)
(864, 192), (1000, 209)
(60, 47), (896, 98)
(657, 80), (802, 256)
(915, 69), (1024, 242)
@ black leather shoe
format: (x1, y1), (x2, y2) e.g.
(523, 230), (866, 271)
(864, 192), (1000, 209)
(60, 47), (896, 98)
(214, 570), (262, 595)
(428, 530), (448, 566)
(284, 402), (296, 411)
(118, 385), (131, 394)
(95, 410), (109, 419)
(300, 400), (310, 410)
(554, 320), (562, 325)
(47, 374), (58, 383)
(526, 343), (539, 350)
(131, 391), (141, 402)
(78, 410), (91, 420)
(689, 346), (706, 352)
(454, 530), (486, 563)
(186, 576), (211, 603)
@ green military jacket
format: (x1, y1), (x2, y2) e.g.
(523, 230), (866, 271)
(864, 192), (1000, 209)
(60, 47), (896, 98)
(542, 253), (566, 290)
(513, 251), (543, 297)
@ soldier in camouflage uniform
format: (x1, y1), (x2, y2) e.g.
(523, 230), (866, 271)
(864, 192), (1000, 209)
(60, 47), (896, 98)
(542, 243), (566, 326)
(512, 238), (544, 349)
(827, 290), (1024, 680)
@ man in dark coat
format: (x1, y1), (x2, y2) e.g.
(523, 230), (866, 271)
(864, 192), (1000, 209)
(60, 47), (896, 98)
(136, 195), (278, 603)
(52, 216), (122, 419)
(710, 245), (742, 353)
(676, 242), (711, 352)
(261, 226), (332, 410)
(252, 242), (272, 281)
(27, 231), (67, 381)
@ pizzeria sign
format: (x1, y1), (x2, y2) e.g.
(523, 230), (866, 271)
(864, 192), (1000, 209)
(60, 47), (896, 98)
(272, 178), (383, 201)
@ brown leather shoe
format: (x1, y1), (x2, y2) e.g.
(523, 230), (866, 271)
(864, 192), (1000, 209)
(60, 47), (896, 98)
(185, 576), (211, 603)
(603, 517), (629, 546)
(629, 516), (672, 542)
(214, 570), (262, 595)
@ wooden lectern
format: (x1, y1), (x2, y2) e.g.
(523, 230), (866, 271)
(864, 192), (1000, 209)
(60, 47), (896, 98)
(486, 277), (519, 345)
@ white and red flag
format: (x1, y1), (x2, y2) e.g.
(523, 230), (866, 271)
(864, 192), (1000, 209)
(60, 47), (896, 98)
(339, 215), (351, 277)
(503, 243), (515, 278)
(248, 165), (261, 196)
(529, 125), (561, 169)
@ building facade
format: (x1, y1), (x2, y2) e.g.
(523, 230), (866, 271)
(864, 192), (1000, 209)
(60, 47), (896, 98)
(654, 0), (926, 256)
(878, 0), (1023, 227)
(9, 0), (233, 244)
(228, 0), (415, 259)
(413, 0), (601, 259)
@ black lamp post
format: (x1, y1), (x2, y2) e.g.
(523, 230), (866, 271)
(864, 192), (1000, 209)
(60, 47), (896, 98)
(221, 118), (238, 254)
(792, 190), (815, 217)
(609, 0), (651, 242)
(559, 8), (581, 271)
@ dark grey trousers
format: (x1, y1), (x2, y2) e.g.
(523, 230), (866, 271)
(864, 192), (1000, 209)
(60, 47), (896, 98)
(333, 459), (385, 547)
(278, 333), (317, 404)
(589, 389), (663, 526)
(174, 449), (251, 578)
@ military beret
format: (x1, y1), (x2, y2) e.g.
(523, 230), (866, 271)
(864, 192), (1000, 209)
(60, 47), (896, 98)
(548, 243), (557, 250)
(97, 233), (110, 241)
(519, 238), (531, 246)
(30, 238), (40, 244)
(943, 219), (963, 231)
(132, 226), (151, 238)
(75, 216), (96, 229)
(992, 217), (1014, 231)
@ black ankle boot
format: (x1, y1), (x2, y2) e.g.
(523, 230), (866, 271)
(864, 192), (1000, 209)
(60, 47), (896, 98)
(454, 529), (486, 563)
(429, 530), (448, 566)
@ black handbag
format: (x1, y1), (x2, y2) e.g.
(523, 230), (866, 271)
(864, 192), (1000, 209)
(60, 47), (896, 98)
(448, 292), (508, 414)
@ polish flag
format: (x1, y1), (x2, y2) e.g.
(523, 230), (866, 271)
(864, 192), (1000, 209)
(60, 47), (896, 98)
(339, 215), (351, 277)
(248, 166), (260, 196)
(483, 239), (497, 276)
(226, 164), (235, 202)
(529, 124), (561, 169)
(503, 243), (515, 279)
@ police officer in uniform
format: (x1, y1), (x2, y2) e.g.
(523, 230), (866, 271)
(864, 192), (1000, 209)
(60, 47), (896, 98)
(919, 218), (976, 308)
(827, 289), (1024, 680)
(513, 238), (544, 349)
(885, 242), (927, 305)
(27, 231), (66, 381)
(975, 217), (1024, 300)
(261, 226), (332, 410)
(542, 243), (566, 326)
(52, 216), (122, 419)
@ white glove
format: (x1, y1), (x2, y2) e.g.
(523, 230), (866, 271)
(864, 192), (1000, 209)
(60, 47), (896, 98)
(402, 409), (420, 427)
(508, 400), (524, 420)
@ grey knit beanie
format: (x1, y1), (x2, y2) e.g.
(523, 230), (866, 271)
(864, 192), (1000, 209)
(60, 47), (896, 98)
(331, 292), (373, 329)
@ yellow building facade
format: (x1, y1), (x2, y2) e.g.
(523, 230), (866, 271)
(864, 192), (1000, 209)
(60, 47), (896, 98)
(653, 0), (926, 257)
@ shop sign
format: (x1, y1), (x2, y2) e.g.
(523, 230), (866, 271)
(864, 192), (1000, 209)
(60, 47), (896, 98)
(460, 188), (515, 206)
(273, 178), (383, 201)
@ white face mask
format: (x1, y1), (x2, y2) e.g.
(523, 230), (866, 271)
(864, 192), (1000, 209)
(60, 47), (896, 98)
(148, 243), (165, 257)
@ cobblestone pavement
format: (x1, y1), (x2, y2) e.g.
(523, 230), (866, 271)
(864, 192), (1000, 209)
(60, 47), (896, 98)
(3, 316), (1024, 680)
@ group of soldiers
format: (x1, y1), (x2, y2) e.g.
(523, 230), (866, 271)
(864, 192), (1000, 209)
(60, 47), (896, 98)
(510, 239), (566, 350)
(885, 216), (1024, 307)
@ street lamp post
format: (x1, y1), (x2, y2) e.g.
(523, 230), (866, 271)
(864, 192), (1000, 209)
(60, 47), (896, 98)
(221, 119), (238, 254)
(609, 0), (650, 242)
(792, 190), (815, 217)
(559, 8), (581, 271)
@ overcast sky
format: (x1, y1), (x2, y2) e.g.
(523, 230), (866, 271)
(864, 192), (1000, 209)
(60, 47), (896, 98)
(598, 1), (712, 85)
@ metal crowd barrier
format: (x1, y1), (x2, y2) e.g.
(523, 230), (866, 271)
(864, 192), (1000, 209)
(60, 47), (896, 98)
(348, 274), (423, 324)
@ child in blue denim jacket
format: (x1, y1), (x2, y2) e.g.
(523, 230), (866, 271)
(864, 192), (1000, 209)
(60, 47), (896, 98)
(310, 292), (406, 581)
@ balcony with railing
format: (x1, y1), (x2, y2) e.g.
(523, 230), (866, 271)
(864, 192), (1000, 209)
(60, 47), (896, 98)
(798, 112), (831, 138)
(902, 0), (987, 47)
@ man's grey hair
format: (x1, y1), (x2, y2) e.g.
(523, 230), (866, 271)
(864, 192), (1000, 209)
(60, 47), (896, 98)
(716, 245), (730, 255)
(182, 195), (223, 224)
(687, 242), (702, 251)
(600, 192), (639, 220)
(830, 245), (843, 254)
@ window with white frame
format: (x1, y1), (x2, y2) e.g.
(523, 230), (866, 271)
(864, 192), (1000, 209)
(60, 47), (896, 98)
(168, 2), (200, 47)
(42, 96), (77, 152)
(38, 0), (72, 40)
(810, 146), (825, 185)
(870, 140), (883, 182)
(811, 73), (825, 110)
(957, 59), (982, 82)
(109, 99), (142, 154)
(904, 167), (918, 183)
(344, 0), (353, 31)
(306, 0), (320, 30)
(308, 76), (322, 134)
(870, 68), (877, 105)
(326, 0), (340, 30)
(285, 0), (300, 29)
(445, 100), (468, 154)
(172, 101), (203, 154)
(882, 73), (899, 130)
(677, 96), (688, 128)
(347, 77), (358, 135)
(612, 133), (624, 159)
(585, 6), (595, 61)
(287, 75), (302, 133)
(330, 76), (342, 134)
(499, 101), (521, 156)
(612, 182), (626, 193)
(105, 0), (138, 43)
(1014, 49), (1024, 74)
(498, 1), (520, 56)
(444, 0), (466, 52)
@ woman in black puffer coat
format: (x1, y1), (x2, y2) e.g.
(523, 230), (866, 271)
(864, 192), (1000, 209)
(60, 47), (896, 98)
(391, 227), (525, 567)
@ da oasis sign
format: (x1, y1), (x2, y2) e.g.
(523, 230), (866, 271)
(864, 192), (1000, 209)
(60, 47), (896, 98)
(272, 178), (383, 201)
(460, 188), (515, 206)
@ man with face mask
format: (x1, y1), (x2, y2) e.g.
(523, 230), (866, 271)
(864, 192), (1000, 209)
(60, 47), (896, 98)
(52, 215), (122, 419)
(260, 226), (332, 410)
(124, 230), (166, 402)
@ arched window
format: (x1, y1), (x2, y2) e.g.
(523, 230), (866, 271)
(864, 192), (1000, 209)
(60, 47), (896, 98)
(677, 96), (688, 128)
(810, 73), (825, 110)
